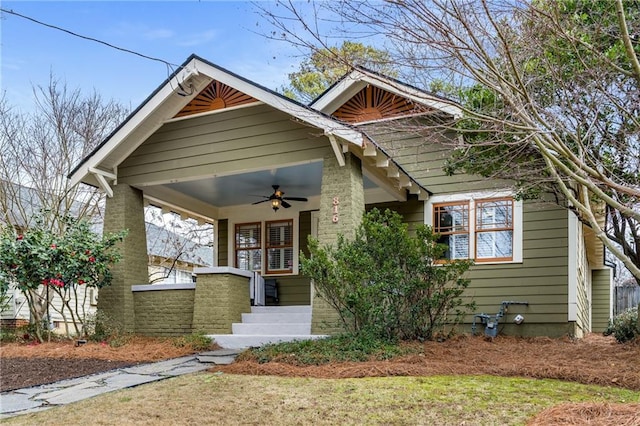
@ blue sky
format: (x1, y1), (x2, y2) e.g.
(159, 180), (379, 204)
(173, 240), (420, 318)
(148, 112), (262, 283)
(1, 1), (307, 111)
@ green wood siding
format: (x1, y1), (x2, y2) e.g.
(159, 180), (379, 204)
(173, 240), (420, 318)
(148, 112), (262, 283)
(361, 123), (508, 194)
(363, 121), (573, 336)
(276, 210), (312, 306)
(461, 202), (570, 335)
(299, 210), (313, 258)
(592, 268), (612, 332)
(367, 196), (424, 234)
(217, 219), (228, 267)
(275, 276), (311, 306)
(118, 104), (332, 186)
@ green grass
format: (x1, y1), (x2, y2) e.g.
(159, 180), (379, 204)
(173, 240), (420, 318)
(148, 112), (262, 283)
(6, 374), (639, 425)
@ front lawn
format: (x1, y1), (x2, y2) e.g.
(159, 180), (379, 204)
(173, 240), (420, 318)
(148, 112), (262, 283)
(4, 373), (639, 425)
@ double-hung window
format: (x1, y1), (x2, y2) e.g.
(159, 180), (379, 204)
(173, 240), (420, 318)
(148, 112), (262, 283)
(235, 222), (262, 272)
(266, 220), (294, 274)
(428, 192), (521, 263)
(475, 199), (513, 261)
(235, 219), (294, 274)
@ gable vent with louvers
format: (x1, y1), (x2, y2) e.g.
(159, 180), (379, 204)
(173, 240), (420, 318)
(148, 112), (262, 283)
(332, 85), (429, 123)
(174, 80), (258, 118)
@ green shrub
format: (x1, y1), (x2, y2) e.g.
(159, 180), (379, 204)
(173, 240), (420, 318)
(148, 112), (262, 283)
(0, 330), (18, 343)
(172, 332), (213, 351)
(85, 310), (131, 347)
(301, 208), (474, 341)
(239, 333), (409, 365)
(604, 307), (639, 343)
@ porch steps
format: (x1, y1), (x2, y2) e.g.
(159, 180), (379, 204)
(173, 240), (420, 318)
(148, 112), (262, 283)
(207, 305), (327, 349)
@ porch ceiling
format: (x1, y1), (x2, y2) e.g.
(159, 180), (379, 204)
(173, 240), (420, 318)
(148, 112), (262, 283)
(145, 162), (376, 212)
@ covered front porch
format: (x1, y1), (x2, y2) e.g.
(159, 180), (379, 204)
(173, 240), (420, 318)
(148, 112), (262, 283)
(69, 56), (431, 340)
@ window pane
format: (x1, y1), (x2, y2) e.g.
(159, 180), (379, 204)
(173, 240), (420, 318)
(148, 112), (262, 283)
(235, 223), (261, 249)
(268, 247), (293, 271)
(477, 200), (512, 230)
(476, 198), (514, 261)
(266, 219), (293, 273)
(235, 223), (262, 271)
(435, 204), (469, 233)
(434, 203), (469, 260)
(236, 249), (261, 271)
(477, 231), (513, 259)
(438, 233), (470, 259)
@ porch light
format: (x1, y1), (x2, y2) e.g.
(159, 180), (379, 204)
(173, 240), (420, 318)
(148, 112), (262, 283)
(271, 199), (280, 211)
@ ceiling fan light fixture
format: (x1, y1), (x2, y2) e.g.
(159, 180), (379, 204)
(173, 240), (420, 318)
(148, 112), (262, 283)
(271, 199), (280, 211)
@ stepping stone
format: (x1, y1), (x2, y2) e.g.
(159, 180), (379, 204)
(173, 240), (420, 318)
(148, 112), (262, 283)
(0, 393), (45, 415)
(199, 349), (242, 357)
(197, 355), (236, 365)
(121, 356), (196, 375)
(163, 363), (213, 376)
(103, 373), (164, 390)
(197, 348), (241, 365)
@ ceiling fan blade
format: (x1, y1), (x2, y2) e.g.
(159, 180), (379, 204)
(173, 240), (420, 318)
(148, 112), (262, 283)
(283, 196), (308, 202)
(252, 199), (270, 205)
(281, 200), (292, 208)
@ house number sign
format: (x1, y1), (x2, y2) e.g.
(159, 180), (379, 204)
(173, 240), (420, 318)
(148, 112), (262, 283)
(332, 197), (340, 223)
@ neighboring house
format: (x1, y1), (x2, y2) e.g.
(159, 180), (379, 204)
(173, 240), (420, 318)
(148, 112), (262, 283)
(145, 221), (214, 284)
(68, 54), (612, 339)
(0, 182), (213, 332)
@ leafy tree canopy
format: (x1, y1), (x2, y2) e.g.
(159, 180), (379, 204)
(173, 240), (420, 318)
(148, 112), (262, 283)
(282, 41), (396, 102)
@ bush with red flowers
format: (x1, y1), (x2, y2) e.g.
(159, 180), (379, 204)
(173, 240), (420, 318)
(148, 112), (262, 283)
(0, 215), (127, 342)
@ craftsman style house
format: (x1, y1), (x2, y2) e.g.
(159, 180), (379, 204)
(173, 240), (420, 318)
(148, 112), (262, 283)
(69, 55), (612, 344)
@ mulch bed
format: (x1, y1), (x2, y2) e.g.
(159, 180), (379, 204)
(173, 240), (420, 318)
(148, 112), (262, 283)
(0, 336), (212, 392)
(528, 403), (640, 425)
(0, 357), (136, 392)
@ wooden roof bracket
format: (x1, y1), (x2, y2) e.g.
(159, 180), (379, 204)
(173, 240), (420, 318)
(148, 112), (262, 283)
(326, 132), (346, 167)
(88, 167), (117, 198)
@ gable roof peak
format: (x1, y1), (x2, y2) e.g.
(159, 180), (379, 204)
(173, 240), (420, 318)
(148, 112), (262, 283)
(310, 67), (462, 119)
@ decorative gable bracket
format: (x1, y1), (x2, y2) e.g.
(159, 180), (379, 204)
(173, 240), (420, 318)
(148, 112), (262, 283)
(89, 167), (117, 198)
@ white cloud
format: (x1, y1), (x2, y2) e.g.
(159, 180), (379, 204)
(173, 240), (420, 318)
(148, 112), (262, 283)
(143, 29), (175, 40)
(175, 30), (218, 47)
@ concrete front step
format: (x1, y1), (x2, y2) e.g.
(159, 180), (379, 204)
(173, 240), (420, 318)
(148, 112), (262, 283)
(241, 312), (311, 324)
(250, 305), (311, 314)
(232, 322), (311, 335)
(208, 334), (327, 350)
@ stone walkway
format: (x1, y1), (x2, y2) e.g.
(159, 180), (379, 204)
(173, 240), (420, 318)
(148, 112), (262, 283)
(0, 349), (240, 419)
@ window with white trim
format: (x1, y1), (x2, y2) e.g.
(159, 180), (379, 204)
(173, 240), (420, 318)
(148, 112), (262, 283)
(427, 192), (522, 264)
(235, 219), (294, 274)
(475, 198), (513, 261)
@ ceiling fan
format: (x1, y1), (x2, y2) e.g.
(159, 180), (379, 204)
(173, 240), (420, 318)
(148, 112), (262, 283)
(252, 185), (308, 211)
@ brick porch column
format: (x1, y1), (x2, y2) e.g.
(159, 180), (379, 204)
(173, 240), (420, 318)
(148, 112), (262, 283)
(311, 152), (365, 334)
(98, 184), (149, 332)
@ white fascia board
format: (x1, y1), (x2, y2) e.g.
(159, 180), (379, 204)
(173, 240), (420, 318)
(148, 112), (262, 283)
(195, 61), (364, 148)
(69, 59), (203, 188)
(568, 210), (579, 321)
(312, 68), (462, 118)
(310, 71), (368, 112)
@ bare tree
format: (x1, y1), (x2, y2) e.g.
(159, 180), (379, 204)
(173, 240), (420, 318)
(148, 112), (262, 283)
(145, 207), (214, 284)
(259, 0), (640, 283)
(0, 76), (128, 329)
